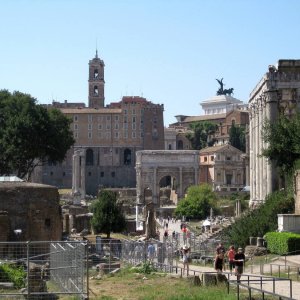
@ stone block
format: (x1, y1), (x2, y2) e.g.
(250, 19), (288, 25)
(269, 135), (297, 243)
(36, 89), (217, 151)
(202, 273), (217, 286)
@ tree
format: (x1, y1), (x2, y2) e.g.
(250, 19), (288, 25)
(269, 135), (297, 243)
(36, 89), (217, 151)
(229, 123), (246, 152)
(186, 121), (218, 150)
(91, 190), (126, 238)
(262, 112), (300, 175)
(175, 184), (217, 219)
(0, 90), (75, 179)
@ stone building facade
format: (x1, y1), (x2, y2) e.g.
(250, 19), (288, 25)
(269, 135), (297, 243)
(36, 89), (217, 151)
(170, 108), (248, 147)
(34, 52), (164, 195)
(199, 144), (245, 192)
(0, 182), (62, 241)
(249, 60), (300, 206)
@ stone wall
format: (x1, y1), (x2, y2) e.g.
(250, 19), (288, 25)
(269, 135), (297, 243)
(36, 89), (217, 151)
(0, 182), (62, 241)
(295, 170), (300, 214)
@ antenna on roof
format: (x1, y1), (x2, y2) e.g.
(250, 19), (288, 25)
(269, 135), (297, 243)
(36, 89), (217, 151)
(95, 38), (98, 58)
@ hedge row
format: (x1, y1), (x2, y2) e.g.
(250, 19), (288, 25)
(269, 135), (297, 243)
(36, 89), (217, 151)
(264, 232), (300, 255)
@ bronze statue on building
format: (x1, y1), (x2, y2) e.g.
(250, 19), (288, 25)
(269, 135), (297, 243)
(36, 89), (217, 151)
(216, 78), (234, 96)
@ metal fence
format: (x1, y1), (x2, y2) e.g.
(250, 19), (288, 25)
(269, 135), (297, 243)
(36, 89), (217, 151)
(0, 241), (88, 299)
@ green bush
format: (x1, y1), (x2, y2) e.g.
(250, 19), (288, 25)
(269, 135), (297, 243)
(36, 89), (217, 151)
(221, 190), (294, 248)
(135, 261), (157, 274)
(0, 263), (26, 288)
(264, 232), (300, 255)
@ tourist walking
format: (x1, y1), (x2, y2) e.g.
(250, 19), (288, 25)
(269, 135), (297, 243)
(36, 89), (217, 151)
(181, 244), (190, 276)
(226, 245), (236, 274)
(234, 247), (245, 283)
(214, 242), (226, 272)
(147, 243), (156, 262)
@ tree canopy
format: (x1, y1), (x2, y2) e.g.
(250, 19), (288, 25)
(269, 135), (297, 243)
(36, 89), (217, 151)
(0, 90), (75, 179)
(229, 123), (246, 152)
(175, 184), (217, 219)
(262, 112), (300, 174)
(91, 190), (126, 238)
(186, 121), (218, 150)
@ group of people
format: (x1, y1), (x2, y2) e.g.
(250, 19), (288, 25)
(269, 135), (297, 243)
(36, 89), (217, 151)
(214, 242), (245, 282)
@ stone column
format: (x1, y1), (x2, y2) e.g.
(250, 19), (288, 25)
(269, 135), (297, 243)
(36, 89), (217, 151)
(179, 167), (183, 198)
(255, 103), (260, 201)
(249, 109), (254, 203)
(72, 151), (80, 195)
(80, 149), (86, 197)
(258, 99), (263, 201)
(152, 167), (158, 204)
(136, 166), (143, 204)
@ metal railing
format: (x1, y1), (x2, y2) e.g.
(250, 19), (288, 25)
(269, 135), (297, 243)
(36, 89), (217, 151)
(0, 241), (88, 299)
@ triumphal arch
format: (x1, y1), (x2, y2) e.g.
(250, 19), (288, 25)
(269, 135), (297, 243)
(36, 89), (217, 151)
(136, 150), (200, 205)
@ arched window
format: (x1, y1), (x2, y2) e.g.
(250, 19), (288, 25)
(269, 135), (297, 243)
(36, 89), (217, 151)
(124, 148), (132, 165)
(86, 149), (94, 166)
(94, 69), (99, 79)
(94, 86), (98, 95)
(177, 140), (183, 150)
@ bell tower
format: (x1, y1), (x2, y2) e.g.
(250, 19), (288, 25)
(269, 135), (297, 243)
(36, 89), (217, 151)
(88, 50), (105, 108)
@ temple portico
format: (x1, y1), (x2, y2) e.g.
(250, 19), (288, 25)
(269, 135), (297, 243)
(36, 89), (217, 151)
(249, 60), (300, 206)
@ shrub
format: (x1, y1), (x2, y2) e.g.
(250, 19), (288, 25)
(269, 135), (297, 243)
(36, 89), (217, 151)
(0, 263), (26, 288)
(221, 190), (294, 248)
(135, 261), (157, 274)
(264, 232), (300, 255)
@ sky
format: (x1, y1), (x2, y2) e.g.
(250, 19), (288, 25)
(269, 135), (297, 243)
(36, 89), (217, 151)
(1, 0), (300, 126)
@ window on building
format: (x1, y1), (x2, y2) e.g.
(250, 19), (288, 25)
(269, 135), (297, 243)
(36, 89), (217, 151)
(226, 156), (231, 161)
(74, 124), (78, 130)
(132, 116), (136, 123)
(211, 155), (214, 161)
(111, 172), (115, 178)
(106, 115), (111, 121)
(132, 131), (136, 138)
(204, 157), (208, 162)
(88, 115), (93, 123)
(88, 131), (92, 139)
(98, 124), (102, 130)
(115, 115), (119, 121)
(45, 219), (51, 227)
(106, 123), (111, 130)
(115, 123), (119, 130)
(132, 123), (136, 130)
(94, 86), (98, 95)
(100, 171), (104, 177)
(124, 148), (132, 165)
(88, 124), (92, 130)
(74, 115), (78, 122)
(132, 109), (136, 115)
(50, 171), (53, 176)
(86, 149), (94, 166)
(168, 144), (172, 150)
(74, 132), (78, 139)
(98, 116), (102, 122)
(177, 140), (183, 150)
(88, 172), (92, 176)
(94, 69), (99, 79)
(115, 132), (119, 139)
(63, 172), (66, 177)
(226, 174), (232, 185)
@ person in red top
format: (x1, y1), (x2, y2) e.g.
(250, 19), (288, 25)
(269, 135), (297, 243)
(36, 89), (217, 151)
(226, 245), (236, 274)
